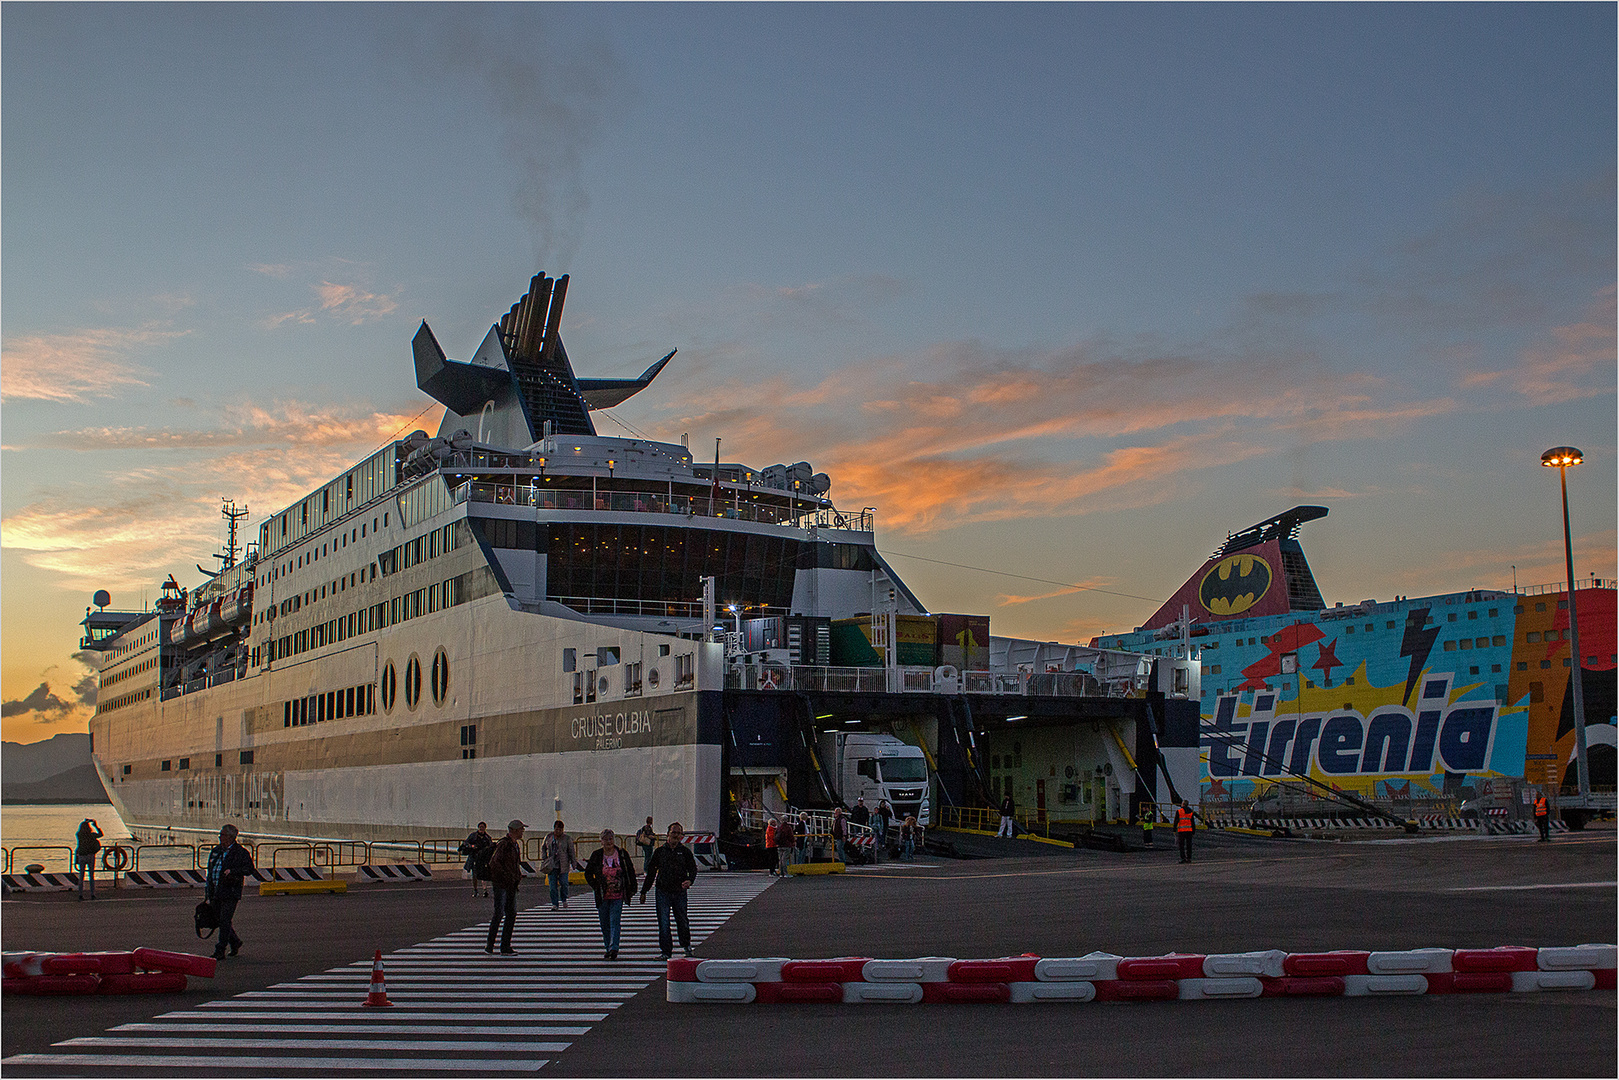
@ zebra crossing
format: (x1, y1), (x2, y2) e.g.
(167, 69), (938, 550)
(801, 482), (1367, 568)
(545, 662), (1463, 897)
(3, 873), (774, 1074)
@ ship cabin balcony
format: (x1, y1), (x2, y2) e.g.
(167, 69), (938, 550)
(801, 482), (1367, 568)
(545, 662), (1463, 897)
(445, 469), (872, 534)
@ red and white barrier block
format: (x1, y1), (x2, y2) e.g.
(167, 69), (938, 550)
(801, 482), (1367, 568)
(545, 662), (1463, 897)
(667, 943), (1615, 1004)
(2, 948), (215, 996)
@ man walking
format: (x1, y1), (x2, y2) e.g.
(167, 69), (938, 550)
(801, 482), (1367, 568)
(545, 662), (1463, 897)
(997, 793), (1016, 838)
(831, 807), (848, 864)
(539, 821), (581, 909)
(205, 824), (256, 960)
(1176, 801), (1196, 863)
(1533, 790), (1550, 841)
(640, 822), (699, 960)
(460, 822), (495, 896)
(486, 820), (525, 954)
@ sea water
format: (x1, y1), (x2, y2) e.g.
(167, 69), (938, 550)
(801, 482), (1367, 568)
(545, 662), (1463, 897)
(1, 802), (201, 873)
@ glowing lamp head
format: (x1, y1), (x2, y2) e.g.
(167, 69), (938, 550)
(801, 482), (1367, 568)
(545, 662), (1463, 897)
(1541, 446), (1584, 468)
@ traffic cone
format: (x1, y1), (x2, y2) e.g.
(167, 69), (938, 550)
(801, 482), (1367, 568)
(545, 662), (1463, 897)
(361, 949), (394, 1007)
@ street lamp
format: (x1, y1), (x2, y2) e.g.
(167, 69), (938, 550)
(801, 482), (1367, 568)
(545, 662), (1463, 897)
(1540, 446), (1589, 804)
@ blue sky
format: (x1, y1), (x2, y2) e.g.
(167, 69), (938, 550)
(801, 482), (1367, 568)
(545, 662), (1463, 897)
(3, 3), (1614, 740)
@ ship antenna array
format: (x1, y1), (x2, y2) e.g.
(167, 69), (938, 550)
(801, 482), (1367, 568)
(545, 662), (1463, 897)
(220, 498), (250, 570)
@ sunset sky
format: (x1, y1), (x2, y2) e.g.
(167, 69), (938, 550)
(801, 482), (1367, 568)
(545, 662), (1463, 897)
(4, 4), (1614, 743)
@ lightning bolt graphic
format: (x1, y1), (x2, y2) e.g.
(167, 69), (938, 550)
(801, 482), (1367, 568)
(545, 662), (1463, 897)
(1399, 607), (1440, 706)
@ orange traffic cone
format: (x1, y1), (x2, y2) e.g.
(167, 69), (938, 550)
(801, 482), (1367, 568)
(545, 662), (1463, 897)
(361, 949), (394, 1007)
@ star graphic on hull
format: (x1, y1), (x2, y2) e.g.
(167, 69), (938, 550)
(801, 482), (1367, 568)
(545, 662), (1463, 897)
(1313, 638), (1342, 682)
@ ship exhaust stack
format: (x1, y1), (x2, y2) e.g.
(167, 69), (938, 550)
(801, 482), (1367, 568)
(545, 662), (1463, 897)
(538, 274), (569, 365)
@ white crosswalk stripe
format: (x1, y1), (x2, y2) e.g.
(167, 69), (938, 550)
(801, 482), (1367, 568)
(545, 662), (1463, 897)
(2, 873), (773, 1074)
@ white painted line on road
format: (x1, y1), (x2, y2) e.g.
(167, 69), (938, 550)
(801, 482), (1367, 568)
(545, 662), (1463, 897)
(64, 1037), (572, 1052)
(1448, 881), (1618, 891)
(1, 1054), (548, 1072)
(116, 1023), (591, 1035)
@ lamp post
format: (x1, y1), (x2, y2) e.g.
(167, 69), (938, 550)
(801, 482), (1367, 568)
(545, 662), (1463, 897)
(1540, 446), (1589, 804)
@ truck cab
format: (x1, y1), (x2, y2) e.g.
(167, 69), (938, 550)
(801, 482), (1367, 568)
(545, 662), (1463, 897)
(821, 731), (932, 826)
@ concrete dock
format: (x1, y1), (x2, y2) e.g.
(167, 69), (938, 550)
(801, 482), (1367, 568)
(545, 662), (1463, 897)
(3, 826), (1614, 1076)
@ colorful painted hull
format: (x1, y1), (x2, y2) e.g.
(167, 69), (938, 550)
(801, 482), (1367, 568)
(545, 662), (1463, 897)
(1095, 511), (1615, 802)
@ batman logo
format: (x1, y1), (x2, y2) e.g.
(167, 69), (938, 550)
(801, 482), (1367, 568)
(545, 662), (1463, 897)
(1199, 554), (1273, 616)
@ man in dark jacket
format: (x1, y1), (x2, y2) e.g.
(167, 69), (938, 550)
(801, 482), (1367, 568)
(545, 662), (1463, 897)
(460, 822), (495, 896)
(205, 824), (256, 960)
(485, 820), (525, 955)
(639, 821), (698, 960)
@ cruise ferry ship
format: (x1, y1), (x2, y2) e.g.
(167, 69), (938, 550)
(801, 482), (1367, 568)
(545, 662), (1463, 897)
(83, 273), (1203, 843)
(1092, 507), (1617, 821)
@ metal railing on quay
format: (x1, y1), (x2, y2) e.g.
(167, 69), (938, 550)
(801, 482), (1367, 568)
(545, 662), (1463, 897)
(4, 846), (76, 874)
(131, 843), (196, 871)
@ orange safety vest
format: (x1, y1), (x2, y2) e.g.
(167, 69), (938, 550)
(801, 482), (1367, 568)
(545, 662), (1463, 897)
(1534, 796), (1548, 818)
(1176, 807), (1195, 833)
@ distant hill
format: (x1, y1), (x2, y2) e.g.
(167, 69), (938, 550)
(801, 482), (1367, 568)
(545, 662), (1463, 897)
(2, 762), (110, 804)
(2, 733), (109, 803)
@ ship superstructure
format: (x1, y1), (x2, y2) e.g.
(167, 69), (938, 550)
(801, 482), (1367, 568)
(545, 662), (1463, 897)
(85, 274), (1204, 844)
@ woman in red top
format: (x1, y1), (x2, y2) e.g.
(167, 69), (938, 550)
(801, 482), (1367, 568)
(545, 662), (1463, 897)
(584, 828), (638, 960)
(764, 817), (778, 875)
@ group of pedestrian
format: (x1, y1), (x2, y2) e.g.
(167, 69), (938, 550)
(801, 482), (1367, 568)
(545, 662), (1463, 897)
(474, 815), (697, 961)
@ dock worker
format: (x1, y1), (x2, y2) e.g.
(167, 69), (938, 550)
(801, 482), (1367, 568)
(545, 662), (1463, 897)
(1141, 804), (1155, 847)
(997, 793), (1016, 838)
(1176, 801), (1196, 863)
(639, 822), (699, 960)
(1533, 791), (1550, 842)
(831, 807), (848, 864)
(204, 824), (256, 960)
(485, 820), (525, 954)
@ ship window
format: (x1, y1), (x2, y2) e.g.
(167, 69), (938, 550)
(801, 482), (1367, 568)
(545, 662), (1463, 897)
(161, 760), (171, 771)
(1443, 641), (1456, 651)
(284, 701), (292, 727)
(1491, 664), (1501, 674)
(1459, 640), (1471, 650)
(1467, 610), (1477, 620)
(1535, 602), (1546, 612)
(123, 764), (131, 775)
(660, 644), (671, 656)
(1488, 608), (1498, 617)
(564, 648), (576, 671)
(598, 646), (620, 666)
(1447, 613), (1457, 622)
(1516, 662), (1527, 671)
(215, 753), (223, 767)
(431, 649), (449, 706)
(240, 750), (254, 764)
(1365, 623), (1373, 632)
(1527, 631), (1540, 643)
(179, 758), (189, 770)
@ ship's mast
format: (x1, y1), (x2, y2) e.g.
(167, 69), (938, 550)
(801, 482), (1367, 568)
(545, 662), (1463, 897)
(220, 499), (249, 570)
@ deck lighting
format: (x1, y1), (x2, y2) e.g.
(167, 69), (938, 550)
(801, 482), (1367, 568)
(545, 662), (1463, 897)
(816, 713), (835, 720)
(1540, 445), (1590, 804)
(1005, 715), (1027, 722)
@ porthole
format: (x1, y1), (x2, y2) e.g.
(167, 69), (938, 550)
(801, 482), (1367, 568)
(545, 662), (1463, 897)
(648, 668), (660, 689)
(598, 676), (609, 696)
(431, 647), (449, 707)
(405, 654), (422, 710)
(381, 661), (397, 714)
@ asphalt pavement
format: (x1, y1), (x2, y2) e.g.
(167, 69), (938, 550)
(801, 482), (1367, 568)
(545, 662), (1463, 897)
(4, 825), (1615, 1077)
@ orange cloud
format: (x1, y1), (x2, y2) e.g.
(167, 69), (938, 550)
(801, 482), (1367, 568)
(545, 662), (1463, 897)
(0, 325), (181, 402)
(1462, 286), (1616, 405)
(3, 401), (444, 586)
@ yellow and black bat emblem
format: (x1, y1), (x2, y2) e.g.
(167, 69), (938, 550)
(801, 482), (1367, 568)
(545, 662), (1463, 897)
(1199, 553), (1273, 616)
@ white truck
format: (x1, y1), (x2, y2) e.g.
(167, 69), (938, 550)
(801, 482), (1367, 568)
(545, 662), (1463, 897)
(816, 731), (932, 826)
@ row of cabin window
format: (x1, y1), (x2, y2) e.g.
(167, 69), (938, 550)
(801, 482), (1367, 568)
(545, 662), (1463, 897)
(95, 687), (151, 714)
(285, 684), (376, 727)
(261, 576), (466, 664)
(264, 512), (391, 584)
(123, 750), (251, 776)
(102, 655), (159, 688)
(259, 522), (467, 629)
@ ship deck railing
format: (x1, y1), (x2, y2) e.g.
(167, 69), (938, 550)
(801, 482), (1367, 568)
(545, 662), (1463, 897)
(452, 479), (871, 532)
(727, 663), (1148, 698)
